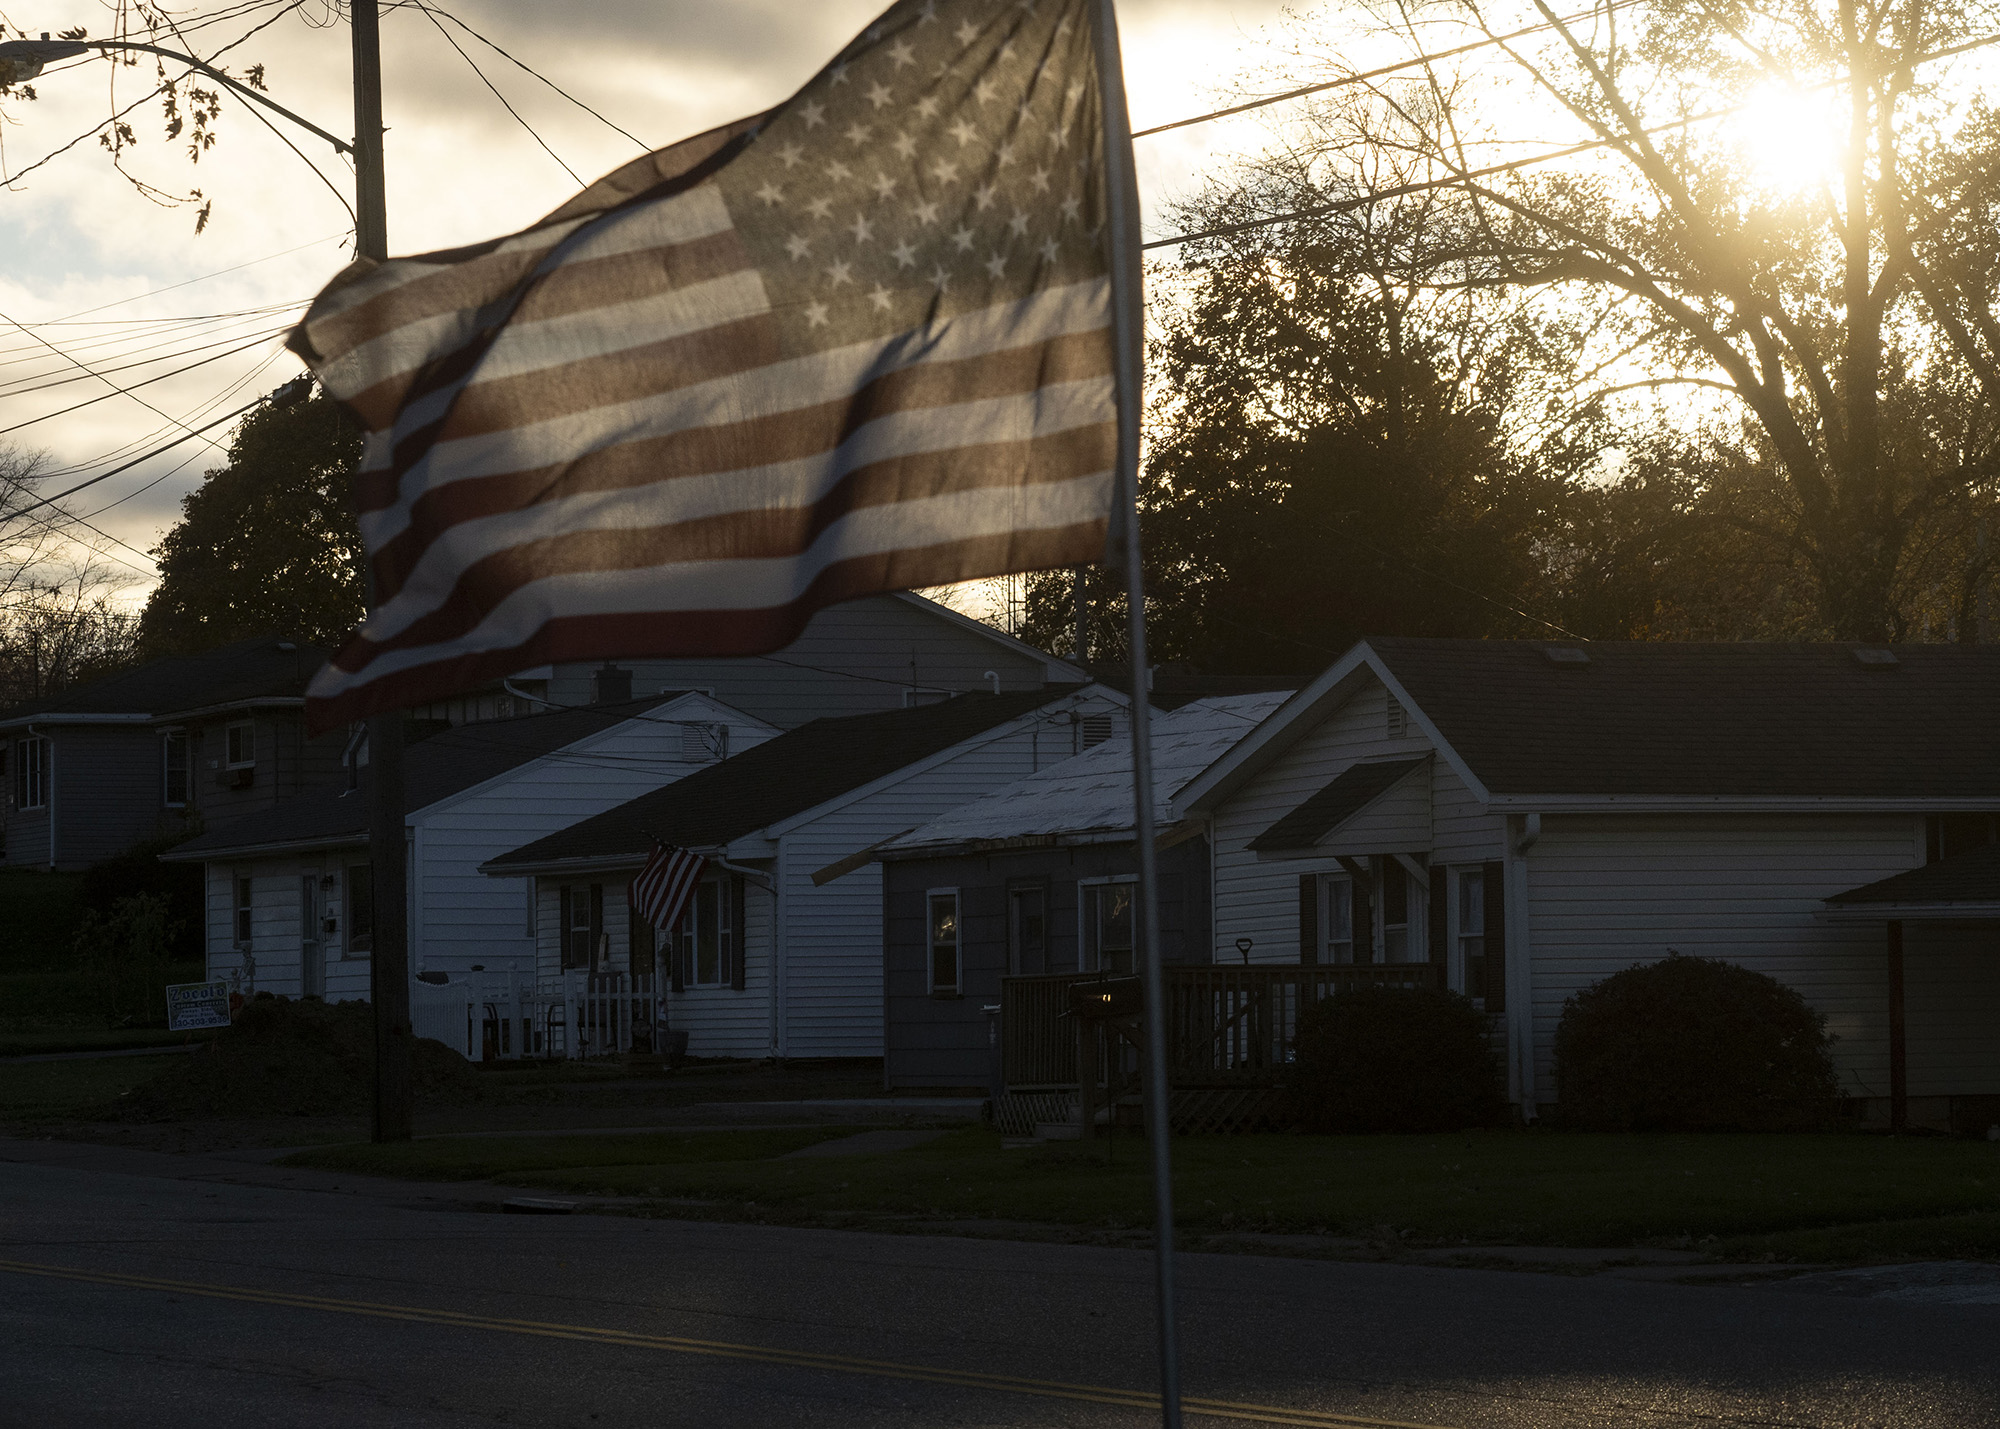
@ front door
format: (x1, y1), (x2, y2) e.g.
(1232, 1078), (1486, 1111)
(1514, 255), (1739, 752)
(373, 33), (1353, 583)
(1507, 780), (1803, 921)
(300, 875), (324, 999)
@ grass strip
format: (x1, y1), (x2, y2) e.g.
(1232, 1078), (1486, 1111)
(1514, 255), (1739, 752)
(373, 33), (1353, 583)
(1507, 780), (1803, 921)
(281, 1126), (860, 1181)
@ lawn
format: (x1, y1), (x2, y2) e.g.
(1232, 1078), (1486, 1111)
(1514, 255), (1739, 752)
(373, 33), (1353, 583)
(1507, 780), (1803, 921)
(288, 1126), (860, 1181)
(0, 1051), (197, 1121)
(282, 1125), (2000, 1261)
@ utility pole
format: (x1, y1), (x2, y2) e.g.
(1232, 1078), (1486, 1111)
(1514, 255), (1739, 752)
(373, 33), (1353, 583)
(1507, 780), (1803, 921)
(350, 0), (412, 1144)
(1072, 566), (1089, 669)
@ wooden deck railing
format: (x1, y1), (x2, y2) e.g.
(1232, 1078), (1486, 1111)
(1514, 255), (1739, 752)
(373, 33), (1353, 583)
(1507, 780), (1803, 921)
(999, 962), (1444, 1090)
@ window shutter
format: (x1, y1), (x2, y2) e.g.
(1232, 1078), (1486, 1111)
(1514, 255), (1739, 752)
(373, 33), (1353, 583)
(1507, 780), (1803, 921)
(669, 905), (685, 994)
(729, 874), (747, 990)
(559, 886), (573, 969)
(590, 884), (605, 969)
(1297, 874), (1317, 964)
(1353, 869), (1374, 965)
(1427, 865), (1446, 966)
(1482, 861), (1506, 1013)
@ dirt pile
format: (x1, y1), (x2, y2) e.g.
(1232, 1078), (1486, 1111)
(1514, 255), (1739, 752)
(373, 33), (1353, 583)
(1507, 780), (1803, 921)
(110, 995), (484, 1120)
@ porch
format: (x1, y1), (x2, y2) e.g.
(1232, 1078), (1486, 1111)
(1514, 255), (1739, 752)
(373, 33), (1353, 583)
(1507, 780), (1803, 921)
(996, 961), (1444, 1134)
(409, 969), (679, 1062)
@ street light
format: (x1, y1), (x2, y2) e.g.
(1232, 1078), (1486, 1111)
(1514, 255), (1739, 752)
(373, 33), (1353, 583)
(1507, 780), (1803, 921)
(4, 10), (409, 1143)
(0, 33), (350, 155)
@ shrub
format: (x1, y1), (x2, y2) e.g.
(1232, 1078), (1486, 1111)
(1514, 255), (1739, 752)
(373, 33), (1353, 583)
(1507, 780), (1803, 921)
(71, 892), (193, 1028)
(1552, 954), (1840, 1131)
(1287, 983), (1505, 1133)
(82, 834), (205, 962)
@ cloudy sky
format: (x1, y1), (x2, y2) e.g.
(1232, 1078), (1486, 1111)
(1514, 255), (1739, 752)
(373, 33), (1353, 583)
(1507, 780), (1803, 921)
(0, 0), (1310, 601)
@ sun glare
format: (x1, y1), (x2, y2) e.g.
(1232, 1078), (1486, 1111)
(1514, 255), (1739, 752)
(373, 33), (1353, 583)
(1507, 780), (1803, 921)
(1734, 85), (1844, 192)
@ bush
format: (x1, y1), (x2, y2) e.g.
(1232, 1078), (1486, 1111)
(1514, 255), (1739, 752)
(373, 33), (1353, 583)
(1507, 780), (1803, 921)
(1287, 983), (1505, 1133)
(71, 892), (196, 1028)
(1552, 954), (1840, 1131)
(82, 834), (205, 962)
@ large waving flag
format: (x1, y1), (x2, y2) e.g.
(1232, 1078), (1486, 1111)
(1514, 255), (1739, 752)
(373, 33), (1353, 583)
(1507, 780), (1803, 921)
(292, 0), (1118, 731)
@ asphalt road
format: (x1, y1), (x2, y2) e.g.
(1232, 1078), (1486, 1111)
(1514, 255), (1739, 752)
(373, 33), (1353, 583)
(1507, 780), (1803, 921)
(2, 1145), (1997, 1429)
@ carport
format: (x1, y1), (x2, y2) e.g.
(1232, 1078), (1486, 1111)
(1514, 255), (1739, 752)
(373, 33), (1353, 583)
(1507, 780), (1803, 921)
(1823, 843), (2000, 1132)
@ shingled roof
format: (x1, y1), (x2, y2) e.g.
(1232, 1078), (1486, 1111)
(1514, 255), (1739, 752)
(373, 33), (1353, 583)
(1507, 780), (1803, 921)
(1365, 639), (2000, 799)
(0, 635), (329, 724)
(167, 694), (697, 858)
(485, 689), (1076, 872)
(1825, 842), (2000, 909)
(1249, 757), (1426, 852)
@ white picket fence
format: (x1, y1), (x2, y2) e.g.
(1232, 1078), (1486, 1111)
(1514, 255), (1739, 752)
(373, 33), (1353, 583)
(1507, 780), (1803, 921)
(409, 970), (667, 1061)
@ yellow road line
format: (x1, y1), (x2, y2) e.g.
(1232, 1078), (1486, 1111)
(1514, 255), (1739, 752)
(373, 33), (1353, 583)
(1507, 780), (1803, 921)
(0, 1256), (1452, 1429)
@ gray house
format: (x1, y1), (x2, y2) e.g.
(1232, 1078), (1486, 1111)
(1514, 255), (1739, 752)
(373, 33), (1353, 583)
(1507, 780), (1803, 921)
(0, 636), (335, 870)
(875, 692), (1290, 1089)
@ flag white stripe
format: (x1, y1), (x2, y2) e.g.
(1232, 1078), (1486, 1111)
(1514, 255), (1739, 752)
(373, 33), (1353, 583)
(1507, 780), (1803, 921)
(471, 269), (770, 387)
(320, 191), (747, 402)
(369, 375), (1113, 633)
(307, 469), (1111, 702)
(301, 216), (592, 331)
(359, 279), (1111, 544)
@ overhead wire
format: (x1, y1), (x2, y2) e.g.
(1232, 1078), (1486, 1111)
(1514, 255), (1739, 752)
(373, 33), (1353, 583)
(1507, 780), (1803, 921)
(0, 321), (293, 396)
(0, 328), (288, 438)
(415, 4), (582, 184)
(408, 3), (649, 151)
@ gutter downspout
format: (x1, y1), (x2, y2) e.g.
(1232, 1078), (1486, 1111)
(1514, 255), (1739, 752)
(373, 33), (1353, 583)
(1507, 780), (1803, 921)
(1505, 812), (1541, 1119)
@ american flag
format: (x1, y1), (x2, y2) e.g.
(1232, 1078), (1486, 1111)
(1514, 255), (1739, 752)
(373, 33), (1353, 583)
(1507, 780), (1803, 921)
(629, 842), (708, 934)
(292, 0), (1119, 732)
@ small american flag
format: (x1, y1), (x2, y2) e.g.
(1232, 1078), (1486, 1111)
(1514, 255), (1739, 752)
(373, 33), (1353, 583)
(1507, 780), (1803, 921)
(292, 0), (1118, 732)
(630, 843), (708, 934)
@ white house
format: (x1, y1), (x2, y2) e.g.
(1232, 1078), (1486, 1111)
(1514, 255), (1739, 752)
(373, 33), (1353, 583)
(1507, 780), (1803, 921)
(481, 685), (1130, 1061)
(1173, 638), (2000, 1128)
(165, 692), (775, 999)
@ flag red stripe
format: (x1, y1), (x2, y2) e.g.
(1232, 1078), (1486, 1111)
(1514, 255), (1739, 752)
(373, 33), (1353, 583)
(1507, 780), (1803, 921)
(303, 520), (1104, 732)
(366, 329), (1115, 587)
(353, 424), (1112, 660)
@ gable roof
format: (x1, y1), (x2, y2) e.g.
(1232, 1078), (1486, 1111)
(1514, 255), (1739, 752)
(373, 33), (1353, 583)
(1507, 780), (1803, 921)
(1824, 842), (2000, 914)
(889, 591), (1086, 682)
(485, 688), (1089, 872)
(0, 636), (330, 726)
(1182, 639), (2000, 811)
(1248, 757), (1426, 853)
(880, 691), (1291, 857)
(166, 693), (703, 859)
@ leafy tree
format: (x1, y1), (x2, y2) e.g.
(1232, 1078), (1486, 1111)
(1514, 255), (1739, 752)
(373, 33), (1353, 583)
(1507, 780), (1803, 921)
(138, 380), (364, 656)
(1270, 0), (2000, 641)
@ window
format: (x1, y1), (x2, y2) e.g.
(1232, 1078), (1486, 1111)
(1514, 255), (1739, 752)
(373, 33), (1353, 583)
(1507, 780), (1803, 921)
(1457, 870), (1487, 1001)
(161, 730), (190, 808)
(1080, 879), (1135, 974)
(225, 721), (255, 768)
(928, 890), (961, 994)
(1380, 858), (1410, 963)
(674, 876), (739, 988)
(1321, 875), (1355, 963)
(1007, 885), (1047, 975)
(346, 864), (374, 953)
(561, 883), (604, 970)
(15, 737), (45, 810)
(233, 874), (254, 948)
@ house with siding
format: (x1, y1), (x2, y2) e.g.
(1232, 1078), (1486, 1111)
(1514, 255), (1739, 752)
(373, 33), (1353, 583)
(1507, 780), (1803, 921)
(162, 692), (773, 999)
(0, 636), (336, 871)
(481, 686), (1129, 1061)
(875, 692), (1290, 1089)
(1173, 639), (2000, 1127)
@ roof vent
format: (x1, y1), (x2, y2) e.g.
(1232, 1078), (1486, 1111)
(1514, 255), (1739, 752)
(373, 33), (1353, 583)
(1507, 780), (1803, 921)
(1543, 646), (1590, 665)
(1853, 647), (1899, 667)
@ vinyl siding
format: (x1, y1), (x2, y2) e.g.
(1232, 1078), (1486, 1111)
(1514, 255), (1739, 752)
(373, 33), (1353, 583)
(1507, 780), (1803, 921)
(545, 595), (1064, 728)
(48, 726), (161, 869)
(1522, 814), (1932, 1105)
(203, 851), (372, 1002)
(1210, 678), (1436, 963)
(882, 838), (1212, 1088)
(412, 695), (773, 977)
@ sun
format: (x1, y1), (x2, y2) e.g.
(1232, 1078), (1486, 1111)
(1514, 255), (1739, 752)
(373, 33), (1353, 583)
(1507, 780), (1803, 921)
(1732, 84), (1845, 193)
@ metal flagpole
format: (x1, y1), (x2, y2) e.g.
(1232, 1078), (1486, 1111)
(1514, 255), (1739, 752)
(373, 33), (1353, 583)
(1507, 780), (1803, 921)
(1090, 3), (1182, 1426)
(350, 0), (413, 1144)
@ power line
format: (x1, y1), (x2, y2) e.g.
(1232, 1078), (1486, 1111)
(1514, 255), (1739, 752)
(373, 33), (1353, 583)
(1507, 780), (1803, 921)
(1141, 27), (2000, 250)
(0, 305), (244, 453)
(16, 234), (341, 327)
(416, 5), (582, 185)
(412, 3), (649, 152)
(10, 397), (265, 522)
(0, 329), (286, 438)
(1131, 0), (1650, 139)
(0, 322), (292, 397)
